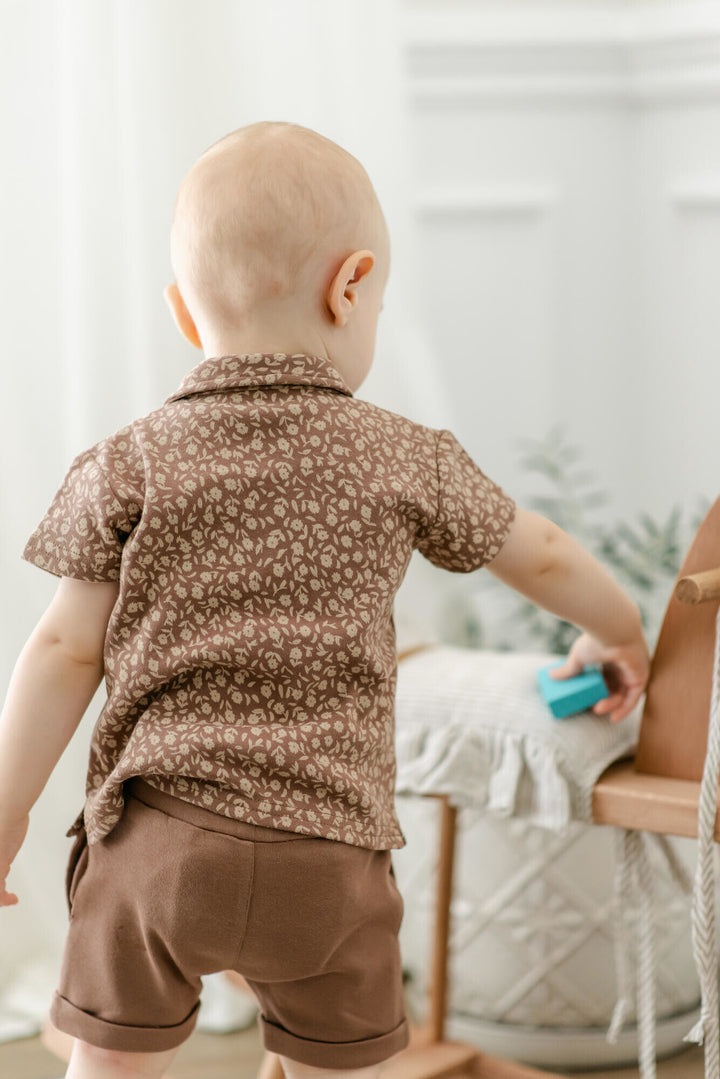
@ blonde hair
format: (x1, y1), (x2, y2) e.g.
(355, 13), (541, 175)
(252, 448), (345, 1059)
(170, 122), (387, 329)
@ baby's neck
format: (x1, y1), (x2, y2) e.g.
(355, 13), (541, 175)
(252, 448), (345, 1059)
(200, 308), (327, 363)
(202, 334), (324, 360)
(196, 307), (361, 392)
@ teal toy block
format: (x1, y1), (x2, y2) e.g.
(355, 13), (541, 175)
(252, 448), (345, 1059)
(537, 662), (609, 719)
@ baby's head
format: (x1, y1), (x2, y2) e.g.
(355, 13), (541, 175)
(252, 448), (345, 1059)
(165, 122), (390, 391)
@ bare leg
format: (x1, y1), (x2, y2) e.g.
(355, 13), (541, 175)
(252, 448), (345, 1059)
(258, 1050), (285, 1079)
(41, 1017), (77, 1062)
(278, 1056), (381, 1079)
(225, 969), (254, 994)
(64, 1039), (180, 1079)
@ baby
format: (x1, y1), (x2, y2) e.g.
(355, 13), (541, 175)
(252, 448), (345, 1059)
(0, 122), (649, 1079)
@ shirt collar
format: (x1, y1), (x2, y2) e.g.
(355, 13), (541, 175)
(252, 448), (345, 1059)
(166, 352), (353, 404)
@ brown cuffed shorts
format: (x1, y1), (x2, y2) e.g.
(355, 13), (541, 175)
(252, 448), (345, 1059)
(50, 777), (409, 1068)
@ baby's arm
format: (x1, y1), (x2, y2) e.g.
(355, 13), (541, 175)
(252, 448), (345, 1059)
(487, 508), (650, 722)
(0, 577), (118, 906)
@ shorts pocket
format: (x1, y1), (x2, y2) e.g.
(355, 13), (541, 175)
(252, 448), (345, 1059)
(65, 824), (89, 917)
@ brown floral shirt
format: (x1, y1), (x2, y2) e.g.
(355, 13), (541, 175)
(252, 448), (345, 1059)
(22, 353), (516, 848)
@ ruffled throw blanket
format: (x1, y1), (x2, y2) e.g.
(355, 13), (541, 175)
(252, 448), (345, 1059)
(395, 646), (640, 831)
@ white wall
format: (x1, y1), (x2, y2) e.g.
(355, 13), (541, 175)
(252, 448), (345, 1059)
(400, 0), (720, 524)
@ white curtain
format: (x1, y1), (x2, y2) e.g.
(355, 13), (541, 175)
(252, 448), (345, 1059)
(0, 0), (454, 1040)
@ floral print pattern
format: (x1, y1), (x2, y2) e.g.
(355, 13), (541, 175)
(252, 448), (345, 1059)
(22, 353), (516, 848)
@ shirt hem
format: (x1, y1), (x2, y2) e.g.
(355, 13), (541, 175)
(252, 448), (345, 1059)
(91, 775), (407, 851)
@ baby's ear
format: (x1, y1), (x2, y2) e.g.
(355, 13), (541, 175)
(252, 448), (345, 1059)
(326, 250), (374, 327)
(163, 284), (203, 349)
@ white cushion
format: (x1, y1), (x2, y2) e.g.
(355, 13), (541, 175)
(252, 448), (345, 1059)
(395, 646), (640, 831)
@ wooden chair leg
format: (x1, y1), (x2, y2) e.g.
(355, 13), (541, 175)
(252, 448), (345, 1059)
(380, 796), (566, 1079)
(427, 797), (458, 1045)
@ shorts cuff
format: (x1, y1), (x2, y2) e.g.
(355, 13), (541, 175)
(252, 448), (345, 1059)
(259, 1014), (410, 1069)
(50, 991), (200, 1053)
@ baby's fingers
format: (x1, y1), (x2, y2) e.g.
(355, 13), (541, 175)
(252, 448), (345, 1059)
(549, 656), (584, 680)
(594, 693), (624, 720)
(614, 683), (645, 722)
(594, 683), (643, 723)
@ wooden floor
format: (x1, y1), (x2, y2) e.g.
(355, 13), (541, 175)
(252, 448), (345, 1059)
(0, 1024), (707, 1079)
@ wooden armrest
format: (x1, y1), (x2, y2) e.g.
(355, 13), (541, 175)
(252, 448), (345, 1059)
(676, 567), (720, 605)
(592, 758), (720, 840)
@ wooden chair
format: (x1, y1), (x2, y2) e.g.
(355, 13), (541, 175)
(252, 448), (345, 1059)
(589, 498), (720, 1077)
(253, 496), (720, 1079)
(592, 496), (720, 839)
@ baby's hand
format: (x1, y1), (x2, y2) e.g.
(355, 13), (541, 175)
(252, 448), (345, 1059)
(0, 811), (29, 907)
(550, 631), (650, 723)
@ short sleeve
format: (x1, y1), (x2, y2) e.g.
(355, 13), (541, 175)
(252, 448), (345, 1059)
(415, 429), (516, 572)
(21, 427), (144, 581)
